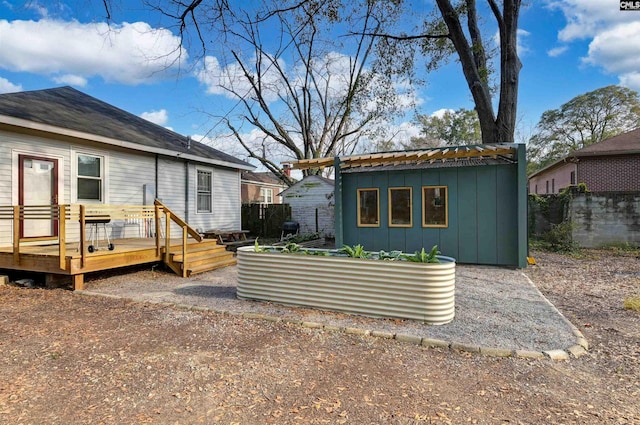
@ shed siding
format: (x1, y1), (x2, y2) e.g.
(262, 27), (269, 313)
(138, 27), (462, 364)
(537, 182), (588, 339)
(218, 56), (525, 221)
(282, 176), (335, 237)
(341, 162), (520, 266)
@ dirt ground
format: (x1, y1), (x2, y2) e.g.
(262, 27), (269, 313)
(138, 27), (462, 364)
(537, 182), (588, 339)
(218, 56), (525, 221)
(1, 249), (639, 424)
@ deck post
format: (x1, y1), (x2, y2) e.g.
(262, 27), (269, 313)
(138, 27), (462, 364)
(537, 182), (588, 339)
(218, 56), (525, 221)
(72, 274), (84, 291)
(12, 206), (20, 265)
(164, 211), (171, 264)
(79, 205), (86, 268)
(182, 226), (187, 278)
(155, 204), (161, 257)
(58, 205), (66, 270)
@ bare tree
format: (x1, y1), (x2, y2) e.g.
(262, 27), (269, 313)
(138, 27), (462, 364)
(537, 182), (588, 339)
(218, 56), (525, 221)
(99, 0), (406, 185)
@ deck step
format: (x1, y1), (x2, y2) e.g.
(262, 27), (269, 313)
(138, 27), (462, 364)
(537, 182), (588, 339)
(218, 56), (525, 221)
(170, 246), (228, 263)
(169, 240), (220, 254)
(187, 257), (237, 276)
(182, 252), (235, 269)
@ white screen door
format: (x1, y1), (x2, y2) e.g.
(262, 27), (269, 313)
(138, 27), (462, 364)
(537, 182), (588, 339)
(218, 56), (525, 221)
(19, 155), (58, 238)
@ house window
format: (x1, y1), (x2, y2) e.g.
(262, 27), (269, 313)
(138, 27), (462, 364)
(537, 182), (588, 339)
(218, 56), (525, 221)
(388, 187), (412, 227)
(570, 171), (576, 185)
(552, 178), (555, 193)
(357, 188), (379, 227)
(260, 188), (273, 204)
(77, 154), (103, 201)
(196, 169), (212, 213)
(546, 180), (549, 194)
(422, 186), (448, 228)
(535, 184), (538, 194)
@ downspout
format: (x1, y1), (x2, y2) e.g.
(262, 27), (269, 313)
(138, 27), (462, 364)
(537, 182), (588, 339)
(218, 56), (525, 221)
(155, 154), (159, 200)
(184, 159), (189, 223)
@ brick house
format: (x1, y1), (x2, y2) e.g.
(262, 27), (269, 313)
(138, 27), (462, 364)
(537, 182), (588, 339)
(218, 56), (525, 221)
(241, 171), (288, 204)
(528, 128), (640, 194)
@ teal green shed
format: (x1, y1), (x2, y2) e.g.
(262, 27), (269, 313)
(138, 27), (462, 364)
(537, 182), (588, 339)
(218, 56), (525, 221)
(287, 144), (527, 267)
(330, 144), (527, 268)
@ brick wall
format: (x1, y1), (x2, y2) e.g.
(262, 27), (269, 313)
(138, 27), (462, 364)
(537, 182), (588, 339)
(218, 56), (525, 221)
(578, 155), (640, 192)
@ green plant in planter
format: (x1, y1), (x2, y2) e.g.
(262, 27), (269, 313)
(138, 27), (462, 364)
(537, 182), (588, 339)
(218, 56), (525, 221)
(281, 242), (303, 254)
(339, 244), (371, 259)
(253, 238), (269, 253)
(402, 245), (441, 263)
(376, 250), (403, 261)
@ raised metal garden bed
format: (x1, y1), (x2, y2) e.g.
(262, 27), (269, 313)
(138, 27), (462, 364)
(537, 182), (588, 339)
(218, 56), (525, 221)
(236, 246), (456, 324)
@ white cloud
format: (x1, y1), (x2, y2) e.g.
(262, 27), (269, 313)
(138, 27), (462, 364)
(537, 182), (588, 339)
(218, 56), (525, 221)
(0, 77), (22, 93)
(546, 1), (640, 90)
(431, 108), (454, 119)
(140, 109), (169, 126)
(0, 19), (187, 85)
(547, 0), (635, 42)
(52, 74), (87, 87)
(547, 45), (568, 58)
(25, 0), (48, 18)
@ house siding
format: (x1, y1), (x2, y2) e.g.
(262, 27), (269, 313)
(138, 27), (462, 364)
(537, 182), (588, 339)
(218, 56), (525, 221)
(578, 155), (640, 192)
(528, 162), (576, 194)
(281, 176), (335, 237)
(0, 131), (72, 244)
(0, 132), (245, 245)
(188, 164), (241, 231)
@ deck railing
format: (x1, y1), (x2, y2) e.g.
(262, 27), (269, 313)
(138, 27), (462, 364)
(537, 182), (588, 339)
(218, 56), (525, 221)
(0, 201), (200, 273)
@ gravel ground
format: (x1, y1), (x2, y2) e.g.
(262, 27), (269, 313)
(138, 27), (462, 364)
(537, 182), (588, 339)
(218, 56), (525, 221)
(1, 248), (638, 424)
(83, 262), (579, 355)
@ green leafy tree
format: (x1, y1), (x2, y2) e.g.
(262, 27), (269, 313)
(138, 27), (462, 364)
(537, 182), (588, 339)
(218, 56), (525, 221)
(405, 108), (481, 149)
(528, 85), (640, 172)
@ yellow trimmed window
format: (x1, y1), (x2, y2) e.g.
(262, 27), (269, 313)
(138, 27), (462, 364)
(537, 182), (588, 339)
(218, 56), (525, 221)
(388, 187), (412, 227)
(357, 188), (379, 227)
(422, 186), (448, 227)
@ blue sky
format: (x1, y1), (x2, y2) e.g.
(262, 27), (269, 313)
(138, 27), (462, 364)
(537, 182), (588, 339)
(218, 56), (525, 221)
(0, 1), (637, 165)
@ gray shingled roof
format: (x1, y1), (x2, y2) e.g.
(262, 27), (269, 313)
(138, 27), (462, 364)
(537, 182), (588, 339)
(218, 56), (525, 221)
(0, 86), (251, 168)
(573, 127), (640, 156)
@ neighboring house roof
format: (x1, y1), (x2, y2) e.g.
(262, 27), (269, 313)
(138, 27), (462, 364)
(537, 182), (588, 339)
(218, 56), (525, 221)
(0, 86), (253, 170)
(572, 127), (640, 156)
(280, 175), (334, 197)
(241, 171), (288, 187)
(528, 128), (640, 178)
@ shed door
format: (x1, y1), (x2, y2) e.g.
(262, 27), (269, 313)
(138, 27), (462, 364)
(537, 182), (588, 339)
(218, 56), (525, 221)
(19, 155), (59, 238)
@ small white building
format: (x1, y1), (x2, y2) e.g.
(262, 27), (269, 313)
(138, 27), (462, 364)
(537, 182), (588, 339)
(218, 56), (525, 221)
(280, 175), (334, 237)
(0, 86), (253, 245)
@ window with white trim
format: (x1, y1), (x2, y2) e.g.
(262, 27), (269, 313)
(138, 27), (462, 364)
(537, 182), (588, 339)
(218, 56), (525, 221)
(260, 188), (273, 204)
(197, 169), (212, 213)
(77, 154), (103, 202)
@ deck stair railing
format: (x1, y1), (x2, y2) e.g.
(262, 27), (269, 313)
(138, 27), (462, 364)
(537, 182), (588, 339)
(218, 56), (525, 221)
(153, 199), (203, 277)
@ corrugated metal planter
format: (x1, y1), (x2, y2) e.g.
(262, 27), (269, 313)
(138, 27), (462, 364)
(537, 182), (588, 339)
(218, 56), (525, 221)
(236, 246), (456, 324)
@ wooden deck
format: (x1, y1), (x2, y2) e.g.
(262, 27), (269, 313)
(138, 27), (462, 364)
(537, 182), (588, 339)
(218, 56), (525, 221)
(0, 237), (236, 289)
(0, 201), (238, 290)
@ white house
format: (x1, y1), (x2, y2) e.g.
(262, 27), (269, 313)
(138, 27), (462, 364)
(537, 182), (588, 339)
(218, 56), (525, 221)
(280, 175), (335, 237)
(0, 86), (254, 246)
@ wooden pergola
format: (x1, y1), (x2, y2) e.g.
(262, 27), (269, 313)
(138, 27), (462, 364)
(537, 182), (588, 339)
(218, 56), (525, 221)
(284, 144), (517, 170)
